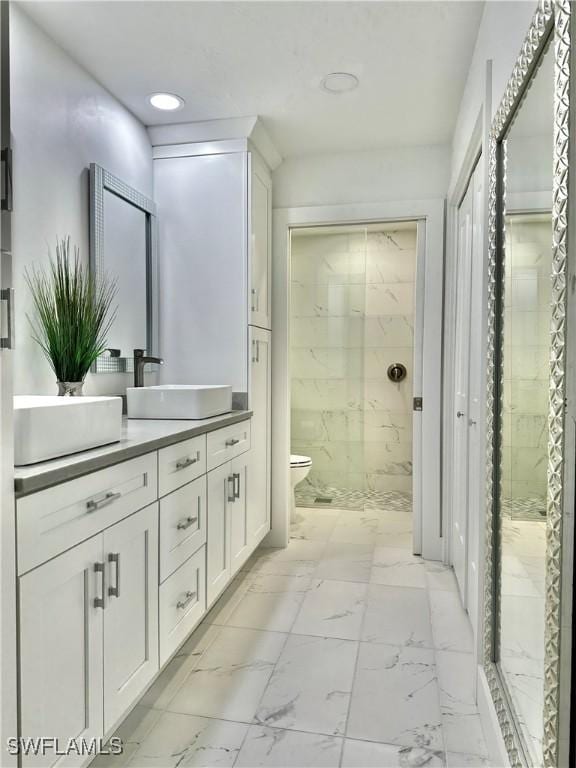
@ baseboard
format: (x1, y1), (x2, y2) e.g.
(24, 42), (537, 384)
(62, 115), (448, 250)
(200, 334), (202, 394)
(477, 665), (511, 768)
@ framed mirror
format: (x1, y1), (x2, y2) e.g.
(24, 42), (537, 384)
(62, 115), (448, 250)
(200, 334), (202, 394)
(484, 1), (574, 766)
(89, 163), (159, 372)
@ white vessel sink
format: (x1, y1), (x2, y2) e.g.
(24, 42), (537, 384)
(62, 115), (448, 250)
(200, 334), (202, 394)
(127, 385), (233, 420)
(14, 396), (123, 466)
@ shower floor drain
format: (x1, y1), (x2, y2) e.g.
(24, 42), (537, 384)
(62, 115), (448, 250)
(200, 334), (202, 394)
(314, 496), (333, 505)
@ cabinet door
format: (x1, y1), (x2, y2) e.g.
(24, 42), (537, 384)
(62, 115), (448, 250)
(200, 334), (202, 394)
(248, 327), (271, 545)
(250, 152), (272, 329)
(103, 504), (159, 734)
(155, 152), (249, 391)
(206, 462), (232, 607)
(229, 452), (251, 575)
(19, 536), (104, 767)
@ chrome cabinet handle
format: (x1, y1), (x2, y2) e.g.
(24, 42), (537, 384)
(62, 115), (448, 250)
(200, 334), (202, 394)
(177, 516), (198, 531)
(255, 341), (260, 363)
(251, 287), (257, 312)
(94, 562), (106, 608)
(456, 411), (465, 418)
(227, 475), (236, 502)
(233, 472), (241, 499)
(177, 590), (196, 610)
(86, 491), (121, 513)
(108, 553), (120, 598)
(225, 438), (240, 447)
(176, 453), (199, 471)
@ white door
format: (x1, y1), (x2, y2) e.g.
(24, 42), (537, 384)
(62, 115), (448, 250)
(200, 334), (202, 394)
(19, 536), (104, 767)
(206, 462), (232, 607)
(103, 504), (159, 733)
(250, 153), (272, 330)
(230, 452), (251, 575)
(248, 327), (271, 546)
(0, 4), (17, 762)
(452, 179), (475, 602)
(465, 161), (485, 638)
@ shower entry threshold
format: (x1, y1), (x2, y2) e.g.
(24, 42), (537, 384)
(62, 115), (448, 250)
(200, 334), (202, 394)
(296, 485), (411, 513)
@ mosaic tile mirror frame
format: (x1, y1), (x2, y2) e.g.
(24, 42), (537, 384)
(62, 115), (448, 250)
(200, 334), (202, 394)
(484, 1), (575, 766)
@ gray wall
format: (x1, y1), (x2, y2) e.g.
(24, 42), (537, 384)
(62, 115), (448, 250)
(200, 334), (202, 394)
(11, 6), (153, 396)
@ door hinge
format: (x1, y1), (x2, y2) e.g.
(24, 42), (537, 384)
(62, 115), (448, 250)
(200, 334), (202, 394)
(413, 397), (423, 412)
(1, 147), (13, 212)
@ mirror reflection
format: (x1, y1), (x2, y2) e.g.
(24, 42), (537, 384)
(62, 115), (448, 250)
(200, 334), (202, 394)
(498, 41), (553, 766)
(103, 188), (148, 357)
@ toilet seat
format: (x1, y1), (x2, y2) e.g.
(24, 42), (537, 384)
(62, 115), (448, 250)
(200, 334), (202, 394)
(290, 454), (312, 467)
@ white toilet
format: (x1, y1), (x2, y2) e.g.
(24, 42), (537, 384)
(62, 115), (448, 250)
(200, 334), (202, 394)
(290, 454), (312, 521)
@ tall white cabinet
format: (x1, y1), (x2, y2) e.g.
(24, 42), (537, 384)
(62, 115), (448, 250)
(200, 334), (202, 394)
(154, 139), (273, 554)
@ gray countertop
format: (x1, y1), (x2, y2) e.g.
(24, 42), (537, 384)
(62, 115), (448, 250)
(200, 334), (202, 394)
(14, 410), (252, 498)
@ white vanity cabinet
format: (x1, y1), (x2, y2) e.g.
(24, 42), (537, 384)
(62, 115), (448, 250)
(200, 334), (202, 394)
(19, 536), (104, 768)
(250, 152), (272, 330)
(15, 416), (260, 765)
(102, 504), (159, 732)
(19, 502), (159, 766)
(249, 326), (272, 546)
(154, 143), (273, 391)
(206, 450), (252, 607)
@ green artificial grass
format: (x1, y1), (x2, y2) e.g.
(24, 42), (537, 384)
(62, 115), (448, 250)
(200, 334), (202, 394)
(26, 237), (117, 383)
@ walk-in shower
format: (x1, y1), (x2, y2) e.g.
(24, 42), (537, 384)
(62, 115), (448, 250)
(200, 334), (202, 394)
(290, 222), (417, 512)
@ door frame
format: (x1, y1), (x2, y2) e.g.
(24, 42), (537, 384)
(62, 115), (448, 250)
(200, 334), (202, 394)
(443, 61), (492, 697)
(269, 199), (445, 561)
(0, 2), (17, 764)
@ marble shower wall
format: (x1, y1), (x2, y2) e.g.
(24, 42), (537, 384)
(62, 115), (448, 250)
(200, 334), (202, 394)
(502, 215), (552, 507)
(290, 224), (416, 494)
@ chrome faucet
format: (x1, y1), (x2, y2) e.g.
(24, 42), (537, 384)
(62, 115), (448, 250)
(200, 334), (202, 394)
(133, 349), (164, 388)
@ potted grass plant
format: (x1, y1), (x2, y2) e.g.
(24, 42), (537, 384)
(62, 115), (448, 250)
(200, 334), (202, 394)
(26, 237), (117, 395)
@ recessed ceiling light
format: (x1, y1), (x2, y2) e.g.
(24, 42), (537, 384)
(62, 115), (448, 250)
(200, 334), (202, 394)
(149, 92), (185, 111)
(320, 72), (359, 94)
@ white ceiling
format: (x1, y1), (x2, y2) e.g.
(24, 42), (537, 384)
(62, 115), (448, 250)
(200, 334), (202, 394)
(20, 0), (485, 158)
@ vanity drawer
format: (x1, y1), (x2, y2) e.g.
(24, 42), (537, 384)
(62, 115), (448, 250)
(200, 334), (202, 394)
(160, 475), (207, 582)
(17, 453), (157, 575)
(206, 421), (251, 471)
(159, 545), (206, 666)
(158, 435), (206, 497)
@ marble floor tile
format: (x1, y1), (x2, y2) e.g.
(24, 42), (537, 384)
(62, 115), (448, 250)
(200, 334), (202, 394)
(330, 511), (382, 545)
(204, 572), (255, 626)
(244, 542), (326, 577)
(429, 591), (474, 653)
(314, 541), (373, 583)
(371, 547), (427, 589)
(440, 712), (488, 760)
(424, 562), (459, 593)
(292, 579), (368, 640)
(126, 712), (249, 767)
(92, 707), (162, 768)
(347, 643), (443, 750)
(446, 752), (493, 767)
(140, 623), (222, 710)
(377, 515), (414, 549)
(290, 508), (341, 541)
(235, 725), (343, 767)
(255, 634), (358, 737)
(362, 584), (433, 648)
(341, 738), (445, 767)
(165, 627), (287, 722)
(436, 651), (487, 758)
(224, 574), (311, 633)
